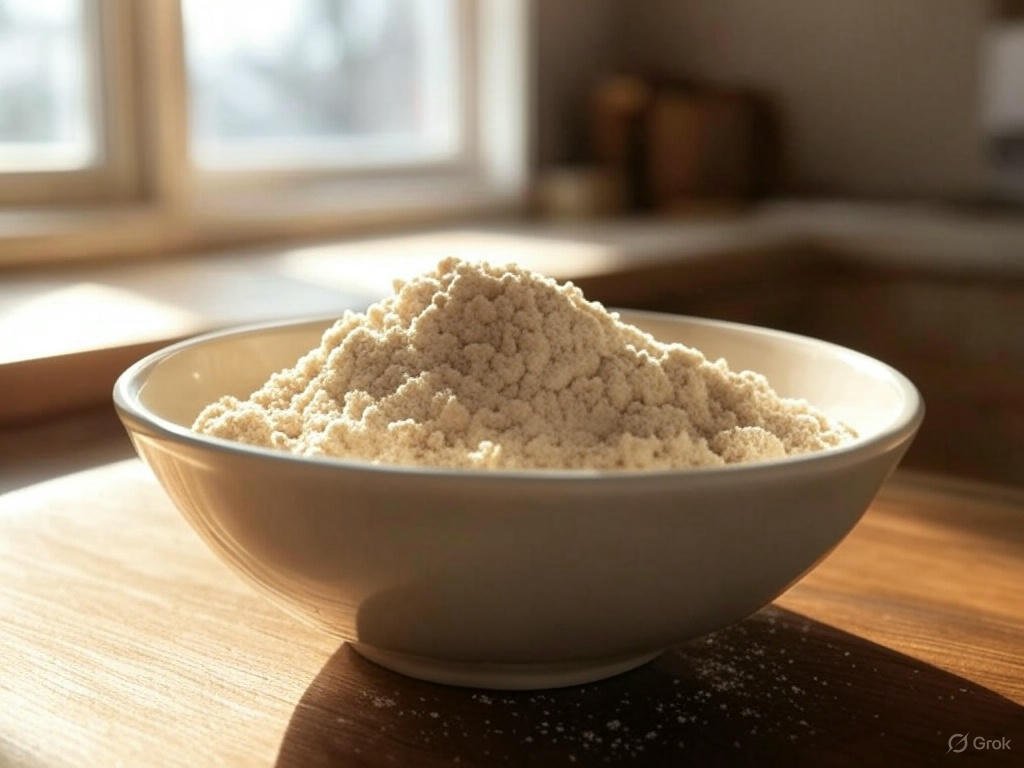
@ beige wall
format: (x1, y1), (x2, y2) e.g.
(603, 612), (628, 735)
(595, 0), (993, 198)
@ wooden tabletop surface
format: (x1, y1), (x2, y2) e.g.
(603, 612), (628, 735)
(1, 461), (1021, 767)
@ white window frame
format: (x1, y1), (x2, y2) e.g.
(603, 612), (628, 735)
(0, 0), (531, 262)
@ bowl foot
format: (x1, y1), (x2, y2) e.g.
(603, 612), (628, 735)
(349, 643), (662, 690)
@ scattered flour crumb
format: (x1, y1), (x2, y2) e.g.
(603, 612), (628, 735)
(194, 258), (855, 469)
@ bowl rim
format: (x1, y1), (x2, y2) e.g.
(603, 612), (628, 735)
(113, 309), (925, 483)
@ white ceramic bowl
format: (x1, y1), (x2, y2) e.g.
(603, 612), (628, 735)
(114, 311), (923, 689)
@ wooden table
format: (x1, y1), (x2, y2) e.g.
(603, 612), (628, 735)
(1, 461), (1020, 767)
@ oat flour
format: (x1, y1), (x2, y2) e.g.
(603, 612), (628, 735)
(193, 258), (854, 469)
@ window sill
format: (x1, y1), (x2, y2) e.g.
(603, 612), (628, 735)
(0, 173), (523, 268)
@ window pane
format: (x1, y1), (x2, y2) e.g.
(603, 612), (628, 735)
(0, 0), (95, 171)
(183, 0), (461, 170)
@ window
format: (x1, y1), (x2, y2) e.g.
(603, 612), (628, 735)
(0, 0), (134, 205)
(0, 0), (528, 259)
(183, 0), (463, 172)
(0, 0), (94, 171)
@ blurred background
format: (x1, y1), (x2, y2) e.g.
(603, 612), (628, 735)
(0, 0), (1021, 488)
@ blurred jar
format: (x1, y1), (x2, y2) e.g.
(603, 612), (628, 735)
(535, 166), (626, 220)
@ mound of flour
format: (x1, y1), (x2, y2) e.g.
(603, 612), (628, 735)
(193, 258), (854, 470)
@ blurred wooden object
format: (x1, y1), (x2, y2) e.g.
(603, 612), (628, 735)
(645, 88), (768, 210)
(590, 76), (653, 209)
(590, 76), (777, 211)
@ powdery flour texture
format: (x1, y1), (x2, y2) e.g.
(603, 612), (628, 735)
(194, 258), (854, 470)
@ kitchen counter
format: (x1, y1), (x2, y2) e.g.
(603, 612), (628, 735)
(1, 459), (1020, 766)
(2, 199), (1021, 483)
(4, 198), (1024, 389)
